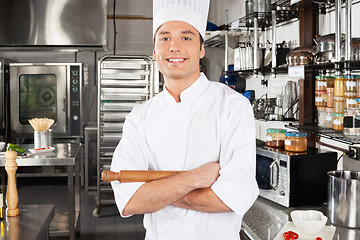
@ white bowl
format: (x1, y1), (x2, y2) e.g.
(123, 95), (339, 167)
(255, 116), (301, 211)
(291, 210), (327, 235)
(0, 142), (5, 152)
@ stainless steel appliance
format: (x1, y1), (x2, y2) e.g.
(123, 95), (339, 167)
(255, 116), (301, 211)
(256, 141), (337, 207)
(0, 0), (107, 51)
(0, 58), (14, 142)
(10, 63), (83, 137)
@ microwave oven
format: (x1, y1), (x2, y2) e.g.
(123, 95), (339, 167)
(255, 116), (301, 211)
(9, 63), (82, 137)
(256, 142), (337, 207)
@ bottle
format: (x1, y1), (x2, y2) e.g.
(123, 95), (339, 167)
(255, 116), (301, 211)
(0, 187), (3, 220)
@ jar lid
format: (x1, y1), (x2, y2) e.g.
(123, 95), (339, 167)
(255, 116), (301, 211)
(324, 76), (335, 79)
(335, 75), (344, 79)
(315, 91), (326, 94)
(266, 128), (287, 133)
(356, 98), (360, 103)
(345, 75), (354, 79)
(285, 131), (307, 137)
(334, 113), (344, 117)
(334, 96), (345, 101)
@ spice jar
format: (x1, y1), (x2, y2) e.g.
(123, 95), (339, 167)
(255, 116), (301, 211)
(343, 107), (360, 139)
(345, 75), (357, 93)
(334, 96), (345, 113)
(333, 113), (344, 131)
(315, 91), (327, 107)
(345, 91), (357, 109)
(357, 98), (360, 108)
(334, 75), (345, 97)
(356, 75), (360, 98)
(285, 132), (307, 152)
(317, 107), (327, 127)
(266, 128), (287, 148)
(326, 87), (334, 108)
(316, 75), (327, 91)
(325, 75), (335, 88)
(325, 107), (334, 128)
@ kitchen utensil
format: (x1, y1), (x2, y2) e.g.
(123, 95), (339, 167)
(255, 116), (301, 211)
(328, 170), (360, 228)
(315, 33), (344, 53)
(245, 0), (254, 27)
(291, 210), (327, 235)
(101, 170), (185, 183)
(28, 118), (54, 132)
(286, 49), (314, 66)
(4, 151), (19, 216)
(315, 50), (334, 63)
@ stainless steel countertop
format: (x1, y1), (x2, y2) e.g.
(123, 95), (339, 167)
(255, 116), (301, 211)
(2, 204), (55, 240)
(242, 197), (360, 240)
(0, 143), (80, 166)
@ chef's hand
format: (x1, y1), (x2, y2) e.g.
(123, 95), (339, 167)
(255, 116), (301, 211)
(189, 162), (220, 189)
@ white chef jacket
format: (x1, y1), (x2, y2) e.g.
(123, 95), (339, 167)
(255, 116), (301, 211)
(111, 73), (259, 240)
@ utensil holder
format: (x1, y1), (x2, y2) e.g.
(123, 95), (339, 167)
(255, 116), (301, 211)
(34, 131), (50, 149)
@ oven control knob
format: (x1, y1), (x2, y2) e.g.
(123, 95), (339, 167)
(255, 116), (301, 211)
(73, 115), (79, 121)
(280, 191), (285, 196)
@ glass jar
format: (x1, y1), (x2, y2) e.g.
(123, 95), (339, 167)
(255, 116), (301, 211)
(345, 91), (357, 109)
(315, 75), (327, 91)
(343, 107), (360, 139)
(325, 75), (335, 88)
(325, 107), (334, 128)
(326, 87), (334, 108)
(266, 128), (287, 148)
(333, 113), (344, 131)
(317, 107), (327, 127)
(285, 132), (307, 152)
(315, 91), (327, 107)
(334, 96), (345, 113)
(345, 75), (357, 93)
(334, 75), (345, 97)
(355, 75), (360, 98)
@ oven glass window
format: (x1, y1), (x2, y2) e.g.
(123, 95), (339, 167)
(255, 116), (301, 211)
(19, 74), (57, 125)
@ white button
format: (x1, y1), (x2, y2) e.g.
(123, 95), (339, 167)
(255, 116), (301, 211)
(73, 115), (78, 120)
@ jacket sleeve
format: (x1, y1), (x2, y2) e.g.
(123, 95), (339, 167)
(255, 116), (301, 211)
(211, 95), (259, 217)
(110, 108), (149, 217)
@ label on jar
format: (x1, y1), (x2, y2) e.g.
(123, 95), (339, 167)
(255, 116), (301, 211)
(315, 96), (324, 102)
(326, 116), (332, 121)
(346, 81), (357, 87)
(334, 119), (342, 125)
(285, 139), (291, 146)
(346, 98), (357, 105)
(266, 136), (273, 141)
(317, 81), (327, 87)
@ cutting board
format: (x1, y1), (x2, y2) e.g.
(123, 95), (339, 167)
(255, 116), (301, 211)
(274, 221), (336, 240)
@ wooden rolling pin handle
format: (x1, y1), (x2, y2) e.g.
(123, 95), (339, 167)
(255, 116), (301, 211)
(101, 170), (185, 183)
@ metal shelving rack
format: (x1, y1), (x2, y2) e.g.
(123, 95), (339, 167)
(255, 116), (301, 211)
(94, 55), (159, 217)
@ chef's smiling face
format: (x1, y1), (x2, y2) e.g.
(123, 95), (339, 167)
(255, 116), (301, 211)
(153, 21), (205, 82)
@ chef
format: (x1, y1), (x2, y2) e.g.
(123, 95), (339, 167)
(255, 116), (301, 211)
(110, 0), (259, 239)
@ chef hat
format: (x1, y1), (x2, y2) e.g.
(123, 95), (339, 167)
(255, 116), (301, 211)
(153, 0), (210, 40)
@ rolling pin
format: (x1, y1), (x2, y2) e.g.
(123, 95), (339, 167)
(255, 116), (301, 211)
(101, 170), (185, 183)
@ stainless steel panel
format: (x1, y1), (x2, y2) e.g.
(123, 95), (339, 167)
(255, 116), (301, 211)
(101, 102), (138, 111)
(0, 0), (107, 50)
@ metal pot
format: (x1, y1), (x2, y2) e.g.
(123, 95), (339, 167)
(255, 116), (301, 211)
(286, 48), (314, 66)
(328, 170), (360, 228)
(315, 33), (345, 53)
(315, 50), (334, 64)
(340, 38), (360, 61)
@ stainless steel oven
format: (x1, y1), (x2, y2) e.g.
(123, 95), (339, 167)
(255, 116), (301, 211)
(256, 141), (337, 207)
(0, 58), (14, 142)
(10, 63), (82, 137)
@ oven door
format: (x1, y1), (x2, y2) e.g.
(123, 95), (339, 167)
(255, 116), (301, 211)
(10, 65), (67, 135)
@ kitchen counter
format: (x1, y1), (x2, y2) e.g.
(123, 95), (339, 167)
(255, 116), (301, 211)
(242, 197), (360, 240)
(1, 204), (55, 240)
(0, 143), (81, 240)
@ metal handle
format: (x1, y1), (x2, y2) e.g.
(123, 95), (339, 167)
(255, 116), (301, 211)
(62, 98), (66, 111)
(269, 159), (280, 190)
